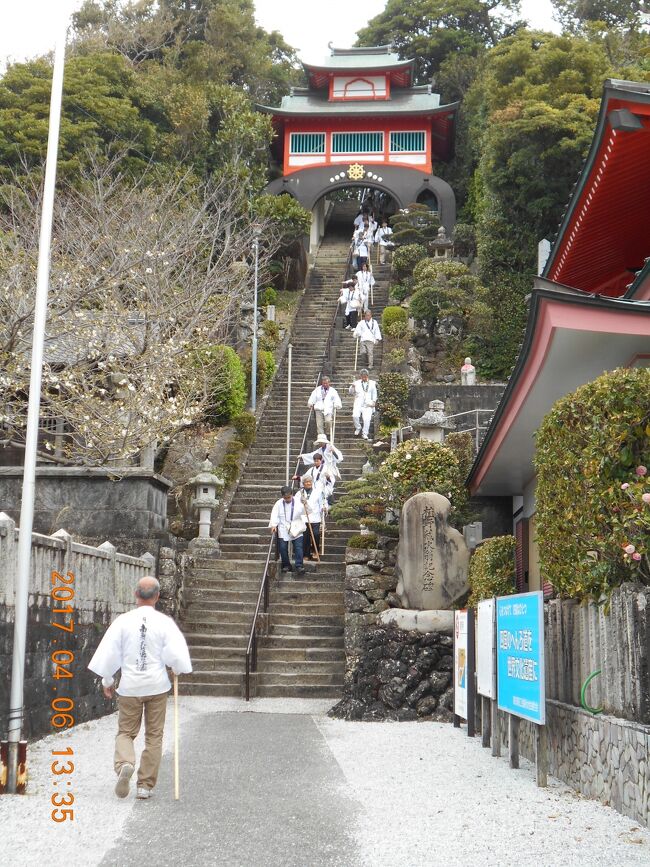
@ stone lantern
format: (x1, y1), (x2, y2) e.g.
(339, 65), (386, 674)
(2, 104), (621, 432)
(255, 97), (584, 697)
(431, 225), (454, 260)
(188, 456), (224, 557)
(410, 399), (456, 444)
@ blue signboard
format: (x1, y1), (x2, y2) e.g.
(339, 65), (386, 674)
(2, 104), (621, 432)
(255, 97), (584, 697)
(496, 591), (545, 725)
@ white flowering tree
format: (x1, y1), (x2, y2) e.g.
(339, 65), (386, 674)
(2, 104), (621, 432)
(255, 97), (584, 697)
(0, 156), (275, 466)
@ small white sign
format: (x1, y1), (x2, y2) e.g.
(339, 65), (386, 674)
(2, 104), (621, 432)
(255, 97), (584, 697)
(454, 609), (468, 720)
(477, 599), (496, 699)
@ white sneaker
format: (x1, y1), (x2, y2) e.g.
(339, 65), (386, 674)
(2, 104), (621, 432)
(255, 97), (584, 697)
(115, 763), (134, 798)
(354, 429), (360, 436)
(136, 787), (151, 799)
(362, 434), (370, 440)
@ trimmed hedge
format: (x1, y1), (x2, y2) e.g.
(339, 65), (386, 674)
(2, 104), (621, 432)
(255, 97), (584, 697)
(381, 305), (409, 339)
(392, 243), (427, 279)
(534, 367), (650, 598)
(347, 533), (378, 549)
(468, 536), (516, 606)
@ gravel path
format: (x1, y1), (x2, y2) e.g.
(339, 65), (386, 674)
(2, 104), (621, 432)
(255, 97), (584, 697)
(1, 697), (648, 867)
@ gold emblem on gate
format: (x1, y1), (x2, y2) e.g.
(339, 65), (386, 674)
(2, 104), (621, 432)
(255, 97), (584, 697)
(347, 163), (365, 181)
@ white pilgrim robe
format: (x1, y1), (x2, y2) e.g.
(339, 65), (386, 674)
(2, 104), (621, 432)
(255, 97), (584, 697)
(88, 607), (192, 697)
(268, 494), (306, 541)
(301, 443), (343, 479)
(339, 286), (363, 316)
(301, 463), (335, 496)
(307, 384), (342, 416)
(353, 317), (382, 345)
(300, 487), (327, 524)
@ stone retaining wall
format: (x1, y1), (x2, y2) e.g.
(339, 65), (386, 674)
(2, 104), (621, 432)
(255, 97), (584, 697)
(331, 542), (454, 721)
(495, 701), (650, 826)
(0, 513), (157, 739)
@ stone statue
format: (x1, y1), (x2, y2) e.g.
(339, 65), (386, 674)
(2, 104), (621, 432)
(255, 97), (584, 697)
(461, 357), (476, 386)
(394, 492), (469, 610)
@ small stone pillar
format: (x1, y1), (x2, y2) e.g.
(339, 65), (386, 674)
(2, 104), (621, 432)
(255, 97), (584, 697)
(410, 400), (455, 443)
(266, 304), (276, 322)
(188, 456), (224, 557)
(461, 357), (476, 386)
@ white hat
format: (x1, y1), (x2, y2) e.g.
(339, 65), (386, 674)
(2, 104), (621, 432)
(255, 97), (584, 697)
(314, 434), (329, 445)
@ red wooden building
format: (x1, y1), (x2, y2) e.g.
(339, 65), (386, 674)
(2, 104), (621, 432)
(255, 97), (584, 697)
(258, 45), (459, 249)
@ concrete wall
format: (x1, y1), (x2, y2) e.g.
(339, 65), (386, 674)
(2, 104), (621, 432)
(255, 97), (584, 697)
(0, 513), (154, 738)
(0, 466), (171, 545)
(408, 384), (505, 420)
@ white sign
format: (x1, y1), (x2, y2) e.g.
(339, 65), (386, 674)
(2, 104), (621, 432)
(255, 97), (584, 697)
(454, 609), (468, 720)
(477, 599), (496, 699)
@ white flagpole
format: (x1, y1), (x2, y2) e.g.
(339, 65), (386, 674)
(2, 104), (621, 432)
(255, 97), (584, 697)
(6, 15), (68, 794)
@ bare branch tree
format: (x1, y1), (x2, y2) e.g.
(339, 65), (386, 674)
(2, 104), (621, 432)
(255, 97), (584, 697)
(0, 152), (277, 467)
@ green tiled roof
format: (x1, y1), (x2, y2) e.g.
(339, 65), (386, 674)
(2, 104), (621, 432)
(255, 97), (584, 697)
(258, 89), (450, 117)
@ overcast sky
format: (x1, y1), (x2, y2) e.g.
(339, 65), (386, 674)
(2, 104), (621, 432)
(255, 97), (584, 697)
(1, 0), (559, 69)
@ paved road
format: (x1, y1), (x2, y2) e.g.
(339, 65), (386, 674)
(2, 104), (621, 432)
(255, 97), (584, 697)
(101, 712), (359, 867)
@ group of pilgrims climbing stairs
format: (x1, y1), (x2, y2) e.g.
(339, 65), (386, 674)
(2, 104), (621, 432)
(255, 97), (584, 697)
(179, 201), (390, 698)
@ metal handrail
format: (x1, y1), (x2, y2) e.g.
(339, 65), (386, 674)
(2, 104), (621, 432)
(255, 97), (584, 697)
(243, 235), (353, 700)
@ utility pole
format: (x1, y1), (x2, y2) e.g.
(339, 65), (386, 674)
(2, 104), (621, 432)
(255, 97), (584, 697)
(6, 15), (67, 794)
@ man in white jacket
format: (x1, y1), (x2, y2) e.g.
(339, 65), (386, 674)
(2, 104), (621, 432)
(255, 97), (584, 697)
(307, 375), (342, 439)
(301, 434), (343, 480)
(88, 577), (192, 800)
(349, 368), (378, 440)
(299, 477), (328, 560)
(353, 309), (382, 370)
(269, 485), (307, 574)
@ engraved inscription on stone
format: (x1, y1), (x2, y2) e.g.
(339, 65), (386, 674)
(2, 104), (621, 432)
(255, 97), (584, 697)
(422, 506), (437, 592)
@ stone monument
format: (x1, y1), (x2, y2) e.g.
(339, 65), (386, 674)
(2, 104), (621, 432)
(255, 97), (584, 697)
(395, 492), (469, 610)
(461, 357), (476, 386)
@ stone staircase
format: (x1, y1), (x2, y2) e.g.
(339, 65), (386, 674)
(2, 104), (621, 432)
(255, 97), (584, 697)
(180, 202), (390, 698)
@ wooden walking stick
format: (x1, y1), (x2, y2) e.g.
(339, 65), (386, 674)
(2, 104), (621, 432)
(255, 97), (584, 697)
(354, 337), (359, 372)
(173, 673), (180, 800)
(321, 507), (326, 556)
(331, 408), (337, 445)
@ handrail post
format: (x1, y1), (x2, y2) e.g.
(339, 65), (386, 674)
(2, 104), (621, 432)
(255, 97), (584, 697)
(286, 344), (292, 486)
(475, 409), (479, 453)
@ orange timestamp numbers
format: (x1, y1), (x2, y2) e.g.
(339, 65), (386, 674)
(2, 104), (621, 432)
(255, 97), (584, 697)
(50, 569), (76, 822)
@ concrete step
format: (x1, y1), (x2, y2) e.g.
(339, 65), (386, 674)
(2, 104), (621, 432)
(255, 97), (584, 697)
(254, 684), (341, 699)
(178, 682), (242, 697)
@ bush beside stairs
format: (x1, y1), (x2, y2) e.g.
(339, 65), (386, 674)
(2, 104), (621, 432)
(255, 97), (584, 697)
(179, 202), (390, 698)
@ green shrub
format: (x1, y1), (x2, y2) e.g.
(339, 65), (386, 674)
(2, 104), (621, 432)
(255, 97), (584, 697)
(379, 440), (468, 519)
(453, 223), (477, 258)
(392, 243), (427, 279)
(244, 348), (276, 397)
(535, 367), (650, 599)
(390, 283), (411, 303)
(260, 287), (278, 307)
(468, 536), (516, 606)
(225, 439), (244, 456)
(409, 285), (442, 324)
(232, 411), (256, 447)
(199, 344), (246, 424)
(219, 453), (241, 486)
(387, 347), (406, 365)
(382, 306), (410, 341)
(445, 431), (474, 480)
(347, 533), (378, 549)
(260, 319), (280, 351)
(377, 372), (408, 426)
(413, 258), (467, 285)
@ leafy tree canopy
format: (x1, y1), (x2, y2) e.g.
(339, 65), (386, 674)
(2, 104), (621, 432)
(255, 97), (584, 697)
(551, 0), (649, 32)
(356, 0), (523, 84)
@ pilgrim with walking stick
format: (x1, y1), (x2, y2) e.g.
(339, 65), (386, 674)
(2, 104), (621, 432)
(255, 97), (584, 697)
(88, 576), (192, 801)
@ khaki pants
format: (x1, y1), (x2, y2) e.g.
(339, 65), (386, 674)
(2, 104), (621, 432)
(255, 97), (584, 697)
(115, 691), (168, 790)
(360, 340), (374, 369)
(315, 409), (333, 439)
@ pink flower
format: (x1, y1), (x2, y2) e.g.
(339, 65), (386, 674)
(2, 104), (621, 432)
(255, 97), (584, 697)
(624, 544), (636, 554)
(632, 552), (642, 562)
(642, 493), (650, 505)
(621, 483), (630, 490)
(636, 466), (648, 476)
